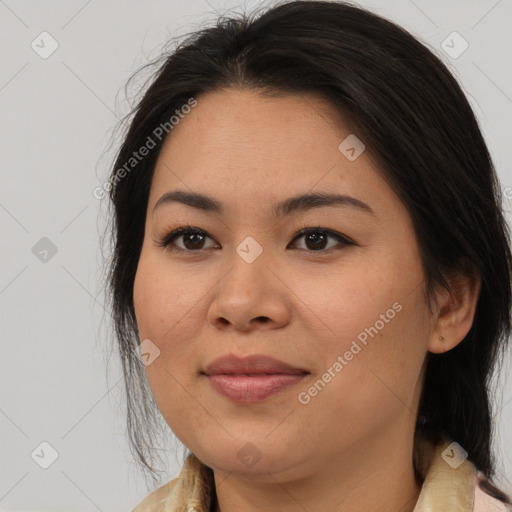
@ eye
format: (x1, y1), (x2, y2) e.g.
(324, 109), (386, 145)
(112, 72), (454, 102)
(157, 225), (217, 251)
(156, 225), (354, 253)
(288, 226), (354, 252)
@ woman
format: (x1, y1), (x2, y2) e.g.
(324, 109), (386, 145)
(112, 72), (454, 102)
(102, 1), (512, 510)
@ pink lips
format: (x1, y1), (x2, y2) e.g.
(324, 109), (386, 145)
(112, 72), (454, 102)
(202, 354), (309, 403)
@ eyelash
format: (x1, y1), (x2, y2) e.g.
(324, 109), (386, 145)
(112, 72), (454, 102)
(156, 224), (354, 254)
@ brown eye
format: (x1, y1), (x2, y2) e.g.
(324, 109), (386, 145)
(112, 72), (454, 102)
(158, 227), (217, 251)
(289, 228), (353, 252)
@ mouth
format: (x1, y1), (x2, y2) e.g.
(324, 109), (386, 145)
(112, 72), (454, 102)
(203, 373), (308, 402)
(201, 353), (309, 403)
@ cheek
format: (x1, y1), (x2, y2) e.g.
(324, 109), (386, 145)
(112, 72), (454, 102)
(133, 255), (203, 342)
(300, 315), (426, 444)
(133, 259), (205, 435)
(293, 258), (427, 410)
(287, 262), (397, 350)
(133, 257), (158, 337)
(133, 255), (209, 392)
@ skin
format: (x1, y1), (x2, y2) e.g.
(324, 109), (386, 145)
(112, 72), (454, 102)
(133, 88), (480, 512)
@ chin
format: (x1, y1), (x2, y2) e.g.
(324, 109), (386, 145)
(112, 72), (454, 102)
(188, 436), (305, 479)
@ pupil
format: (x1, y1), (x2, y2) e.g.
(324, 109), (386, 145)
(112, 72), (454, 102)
(185, 233), (203, 249)
(306, 232), (326, 250)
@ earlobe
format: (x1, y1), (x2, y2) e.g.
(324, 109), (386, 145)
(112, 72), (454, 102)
(427, 268), (481, 354)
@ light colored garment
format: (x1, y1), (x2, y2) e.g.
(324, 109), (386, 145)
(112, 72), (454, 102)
(132, 436), (511, 511)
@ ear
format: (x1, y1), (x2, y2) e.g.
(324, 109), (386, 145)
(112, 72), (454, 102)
(427, 265), (481, 354)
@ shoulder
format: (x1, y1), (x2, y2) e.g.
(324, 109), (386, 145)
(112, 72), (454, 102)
(130, 452), (215, 512)
(131, 478), (179, 512)
(473, 472), (512, 512)
(413, 434), (511, 512)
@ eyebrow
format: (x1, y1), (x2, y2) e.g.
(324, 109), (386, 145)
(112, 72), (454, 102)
(152, 189), (376, 218)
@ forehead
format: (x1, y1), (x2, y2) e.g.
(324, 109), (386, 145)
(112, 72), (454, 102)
(148, 88), (394, 219)
(159, 88), (350, 158)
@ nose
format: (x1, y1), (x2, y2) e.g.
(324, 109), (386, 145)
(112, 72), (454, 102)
(206, 244), (291, 332)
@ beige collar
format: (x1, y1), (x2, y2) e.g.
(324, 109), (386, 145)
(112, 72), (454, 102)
(133, 436), (504, 512)
(412, 436), (475, 511)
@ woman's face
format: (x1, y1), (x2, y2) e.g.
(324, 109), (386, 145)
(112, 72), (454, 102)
(133, 88), (434, 480)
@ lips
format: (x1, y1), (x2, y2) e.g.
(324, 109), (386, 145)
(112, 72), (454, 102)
(202, 354), (308, 376)
(202, 354), (309, 402)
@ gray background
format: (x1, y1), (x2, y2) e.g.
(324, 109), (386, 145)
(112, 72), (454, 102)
(1, 0), (511, 510)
